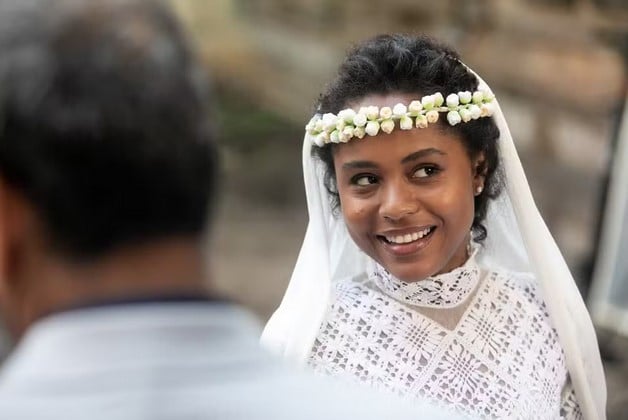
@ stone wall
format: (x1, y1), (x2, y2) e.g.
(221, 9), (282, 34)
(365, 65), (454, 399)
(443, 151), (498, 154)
(173, 0), (627, 287)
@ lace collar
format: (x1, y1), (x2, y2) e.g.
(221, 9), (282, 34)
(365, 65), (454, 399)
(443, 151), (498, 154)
(367, 246), (481, 309)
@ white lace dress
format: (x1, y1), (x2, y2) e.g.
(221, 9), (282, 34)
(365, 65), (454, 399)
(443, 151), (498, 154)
(308, 253), (583, 419)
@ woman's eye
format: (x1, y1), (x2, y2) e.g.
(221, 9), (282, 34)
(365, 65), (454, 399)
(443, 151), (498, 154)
(413, 166), (439, 178)
(353, 175), (378, 186)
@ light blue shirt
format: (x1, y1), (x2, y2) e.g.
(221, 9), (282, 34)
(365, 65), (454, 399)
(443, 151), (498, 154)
(0, 301), (461, 419)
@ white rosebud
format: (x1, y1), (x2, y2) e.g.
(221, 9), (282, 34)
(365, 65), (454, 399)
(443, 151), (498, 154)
(447, 110), (462, 126)
(433, 92), (444, 107)
(353, 126), (366, 139)
(483, 91), (495, 102)
(469, 104), (481, 120)
(353, 112), (367, 127)
(426, 110), (439, 124)
(330, 129), (340, 143)
(336, 118), (346, 131)
(458, 108), (471, 122)
(472, 91), (484, 104)
(480, 102), (495, 117)
(365, 120), (380, 136)
(338, 108), (356, 124)
(421, 94), (435, 109)
(379, 106), (393, 119)
(366, 106), (379, 120)
(314, 119), (325, 132)
(392, 103), (407, 117)
(322, 113), (338, 131)
(380, 119), (395, 134)
(408, 100), (423, 115)
(446, 93), (459, 108)
(305, 115), (320, 133)
(415, 114), (428, 128)
(317, 131), (330, 145)
(458, 91), (472, 104)
(311, 133), (325, 147)
(399, 116), (413, 130)
(341, 126), (354, 142)
(459, 108), (472, 123)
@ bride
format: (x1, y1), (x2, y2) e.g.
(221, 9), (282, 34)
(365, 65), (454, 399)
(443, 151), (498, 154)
(262, 34), (606, 419)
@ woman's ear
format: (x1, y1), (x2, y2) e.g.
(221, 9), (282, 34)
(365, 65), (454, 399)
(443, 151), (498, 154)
(473, 152), (487, 196)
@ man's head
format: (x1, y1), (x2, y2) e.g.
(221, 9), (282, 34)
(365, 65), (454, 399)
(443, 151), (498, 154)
(0, 0), (218, 336)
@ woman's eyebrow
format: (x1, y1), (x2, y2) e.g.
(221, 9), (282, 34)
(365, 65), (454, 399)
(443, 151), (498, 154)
(401, 148), (446, 164)
(341, 160), (378, 170)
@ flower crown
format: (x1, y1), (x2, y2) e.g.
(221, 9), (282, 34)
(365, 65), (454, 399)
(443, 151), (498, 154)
(305, 90), (496, 147)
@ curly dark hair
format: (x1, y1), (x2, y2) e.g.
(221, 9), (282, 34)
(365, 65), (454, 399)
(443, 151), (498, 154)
(311, 34), (502, 242)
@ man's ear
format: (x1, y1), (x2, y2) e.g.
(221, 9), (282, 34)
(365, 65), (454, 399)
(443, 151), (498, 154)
(0, 177), (37, 340)
(0, 177), (30, 296)
(0, 178), (11, 296)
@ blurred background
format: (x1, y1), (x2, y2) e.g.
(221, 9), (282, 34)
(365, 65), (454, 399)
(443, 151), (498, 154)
(170, 0), (628, 415)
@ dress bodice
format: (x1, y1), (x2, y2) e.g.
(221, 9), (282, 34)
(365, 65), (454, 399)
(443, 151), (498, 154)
(308, 260), (582, 419)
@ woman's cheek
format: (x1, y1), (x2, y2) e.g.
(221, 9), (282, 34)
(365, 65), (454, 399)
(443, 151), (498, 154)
(342, 200), (369, 228)
(342, 199), (376, 247)
(439, 187), (475, 228)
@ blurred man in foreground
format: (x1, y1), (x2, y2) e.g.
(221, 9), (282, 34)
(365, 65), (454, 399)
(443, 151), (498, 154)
(0, 0), (458, 419)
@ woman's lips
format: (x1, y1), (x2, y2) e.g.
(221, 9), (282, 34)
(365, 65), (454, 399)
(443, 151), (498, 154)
(377, 226), (436, 256)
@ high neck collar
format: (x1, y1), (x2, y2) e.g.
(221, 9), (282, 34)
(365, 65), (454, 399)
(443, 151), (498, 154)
(367, 246), (481, 309)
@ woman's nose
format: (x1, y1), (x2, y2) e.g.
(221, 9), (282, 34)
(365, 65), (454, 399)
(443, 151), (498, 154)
(378, 181), (419, 222)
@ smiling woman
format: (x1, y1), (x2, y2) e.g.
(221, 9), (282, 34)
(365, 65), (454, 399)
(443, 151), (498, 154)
(332, 102), (481, 282)
(262, 34), (606, 420)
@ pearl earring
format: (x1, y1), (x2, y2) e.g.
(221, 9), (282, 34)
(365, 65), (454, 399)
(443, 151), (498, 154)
(475, 186), (483, 195)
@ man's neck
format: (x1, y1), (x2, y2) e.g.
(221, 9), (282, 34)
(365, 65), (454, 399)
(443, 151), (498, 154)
(17, 237), (212, 336)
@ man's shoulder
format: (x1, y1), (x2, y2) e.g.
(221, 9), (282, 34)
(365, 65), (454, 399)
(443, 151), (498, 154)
(0, 346), (460, 420)
(0, 302), (461, 419)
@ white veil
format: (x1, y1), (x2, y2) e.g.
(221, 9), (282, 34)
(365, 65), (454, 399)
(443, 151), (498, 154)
(261, 71), (607, 420)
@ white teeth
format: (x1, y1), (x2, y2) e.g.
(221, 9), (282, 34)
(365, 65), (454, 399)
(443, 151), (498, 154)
(385, 227), (433, 244)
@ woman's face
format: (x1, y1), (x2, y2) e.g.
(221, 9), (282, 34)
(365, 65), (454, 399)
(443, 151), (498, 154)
(333, 93), (485, 282)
